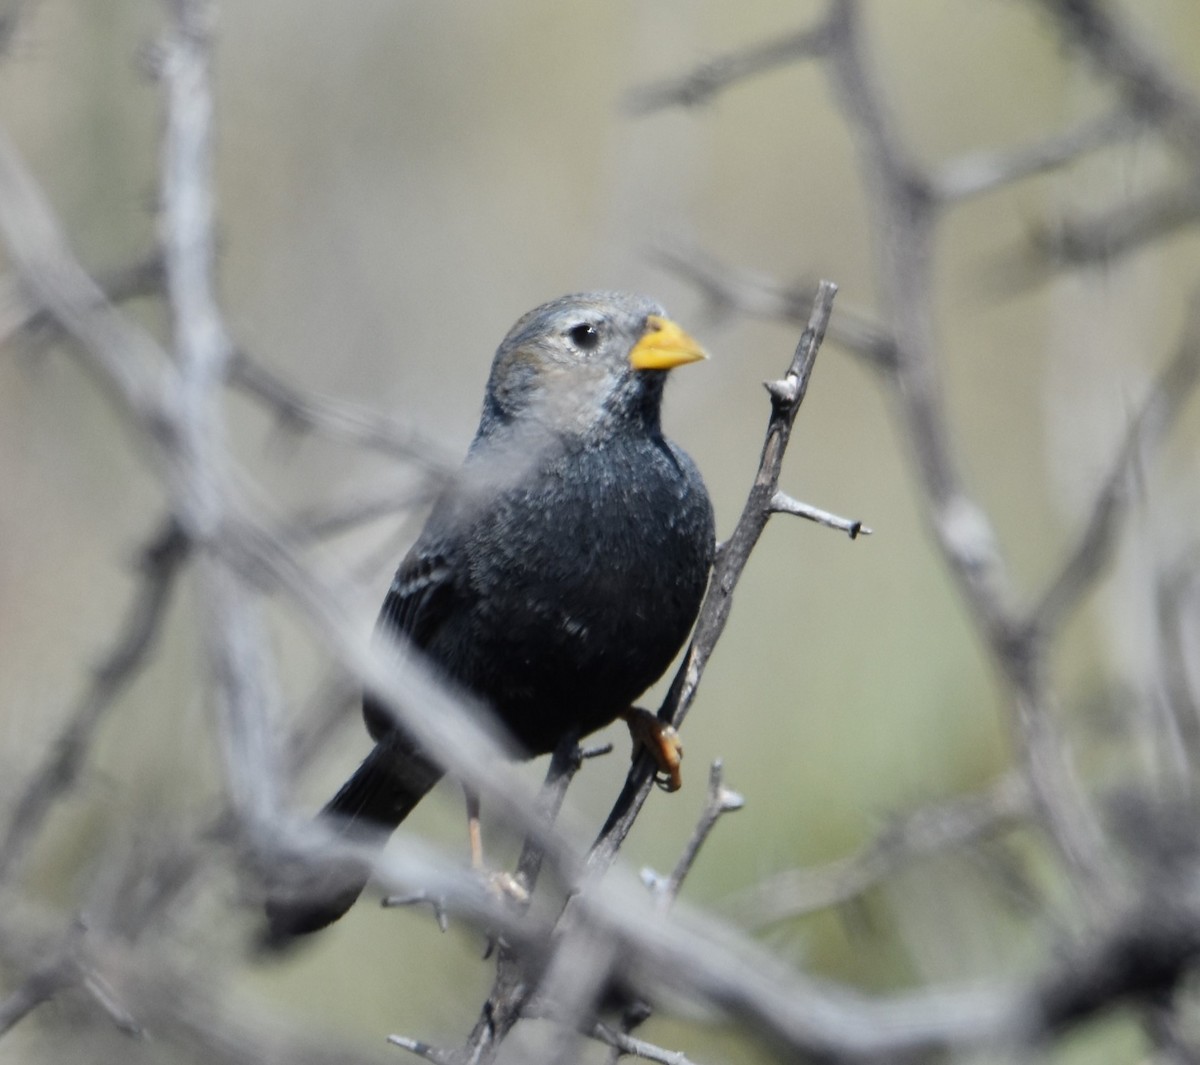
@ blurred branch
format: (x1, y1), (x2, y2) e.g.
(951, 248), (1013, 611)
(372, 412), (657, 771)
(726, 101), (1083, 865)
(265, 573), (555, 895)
(624, 18), (832, 114)
(0, 0), (35, 56)
(159, 0), (286, 840)
(723, 773), (1029, 926)
(1034, 0), (1200, 169)
(1032, 297), (1200, 639)
(228, 350), (457, 470)
(822, 0), (1116, 907)
(0, 519), (190, 886)
(0, 255), (162, 348)
(653, 240), (898, 368)
(1030, 182), (1200, 268)
(931, 107), (1140, 203)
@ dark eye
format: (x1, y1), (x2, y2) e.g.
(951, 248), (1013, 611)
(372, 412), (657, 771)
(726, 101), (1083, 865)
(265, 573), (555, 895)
(568, 322), (600, 351)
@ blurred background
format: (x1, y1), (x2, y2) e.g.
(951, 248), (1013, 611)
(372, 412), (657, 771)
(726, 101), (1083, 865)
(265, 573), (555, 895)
(2, 1), (1200, 1062)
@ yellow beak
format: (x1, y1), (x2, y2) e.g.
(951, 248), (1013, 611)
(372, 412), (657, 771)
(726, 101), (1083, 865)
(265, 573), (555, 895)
(629, 315), (708, 371)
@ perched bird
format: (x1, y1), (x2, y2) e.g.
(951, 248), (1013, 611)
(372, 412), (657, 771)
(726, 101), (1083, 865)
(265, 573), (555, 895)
(267, 292), (714, 938)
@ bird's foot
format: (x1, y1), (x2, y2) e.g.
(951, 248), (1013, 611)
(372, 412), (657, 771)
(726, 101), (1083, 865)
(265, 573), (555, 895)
(382, 889), (450, 932)
(622, 708), (683, 792)
(477, 870), (529, 961)
(481, 868), (530, 905)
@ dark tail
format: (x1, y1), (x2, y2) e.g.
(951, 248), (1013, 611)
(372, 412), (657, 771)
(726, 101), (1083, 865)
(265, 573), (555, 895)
(264, 740), (443, 940)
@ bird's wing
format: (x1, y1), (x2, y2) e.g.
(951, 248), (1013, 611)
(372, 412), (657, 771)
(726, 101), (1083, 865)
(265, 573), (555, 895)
(377, 547), (460, 650)
(362, 545), (464, 743)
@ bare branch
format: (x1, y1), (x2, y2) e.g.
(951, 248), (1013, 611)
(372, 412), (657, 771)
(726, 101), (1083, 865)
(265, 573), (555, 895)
(591, 1023), (702, 1065)
(823, 0), (1115, 906)
(624, 20), (832, 114)
(0, 966), (61, 1037)
(652, 241), (898, 369)
(387, 1034), (457, 1065)
(1032, 299), (1200, 639)
(229, 350), (457, 471)
(589, 280), (839, 875)
(932, 108), (1140, 203)
(0, 519), (189, 885)
(646, 760), (745, 908)
(770, 491), (871, 539)
(1034, 0), (1200, 170)
(0, 255), (162, 349)
(723, 774), (1029, 926)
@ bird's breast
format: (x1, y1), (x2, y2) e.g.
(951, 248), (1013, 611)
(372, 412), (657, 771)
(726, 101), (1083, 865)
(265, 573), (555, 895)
(441, 436), (713, 751)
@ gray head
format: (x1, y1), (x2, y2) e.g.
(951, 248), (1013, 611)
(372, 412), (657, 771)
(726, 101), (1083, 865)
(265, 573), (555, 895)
(478, 292), (706, 441)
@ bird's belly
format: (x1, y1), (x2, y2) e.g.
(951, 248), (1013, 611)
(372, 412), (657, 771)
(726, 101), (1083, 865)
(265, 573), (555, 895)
(445, 537), (705, 754)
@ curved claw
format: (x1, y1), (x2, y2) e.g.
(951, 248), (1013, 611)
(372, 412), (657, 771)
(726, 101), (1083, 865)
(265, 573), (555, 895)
(622, 708), (683, 792)
(654, 768), (680, 793)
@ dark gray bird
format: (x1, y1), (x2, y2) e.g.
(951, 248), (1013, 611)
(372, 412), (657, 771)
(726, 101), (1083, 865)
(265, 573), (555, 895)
(267, 292), (714, 938)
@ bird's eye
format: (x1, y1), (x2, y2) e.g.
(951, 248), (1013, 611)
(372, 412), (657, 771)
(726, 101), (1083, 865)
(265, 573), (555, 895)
(568, 322), (600, 351)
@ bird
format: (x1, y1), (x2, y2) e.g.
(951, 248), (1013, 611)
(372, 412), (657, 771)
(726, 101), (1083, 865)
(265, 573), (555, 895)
(266, 292), (714, 938)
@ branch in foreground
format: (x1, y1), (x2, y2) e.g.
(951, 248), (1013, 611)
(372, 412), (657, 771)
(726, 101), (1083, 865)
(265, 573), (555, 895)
(608, 761), (744, 1062)
(0, 255), (162, 349)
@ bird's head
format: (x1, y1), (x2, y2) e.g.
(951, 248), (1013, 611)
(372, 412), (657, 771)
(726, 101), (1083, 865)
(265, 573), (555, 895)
(479, 292), (707, 442)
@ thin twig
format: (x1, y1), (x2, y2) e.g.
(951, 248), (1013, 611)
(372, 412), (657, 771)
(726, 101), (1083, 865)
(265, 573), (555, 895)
(932, 108), (1139, 203)
(0, 519), (189, 885)
(723, 774), (1029, 926)
(229, 350), (457, 471)
(0, 255), (162, 349)
(652, 240), (897, 369)
(824, 0), (1115, 907)
(646, 761), (745, 908)
(592, 1022), (704, 1065)
(770, 491), (871, 539)
(624, 19), (832, 114)
(588, 280), (838, 876)
(387, 1034), (458, 1065)
(1032, 298), (1200, 639)
(616, 762), (744, 1062)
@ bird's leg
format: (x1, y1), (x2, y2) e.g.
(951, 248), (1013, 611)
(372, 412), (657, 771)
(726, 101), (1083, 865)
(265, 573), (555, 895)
(462, 786), (528, 903)
(465, 786), (485, 873)
(621, 707), (683, 792)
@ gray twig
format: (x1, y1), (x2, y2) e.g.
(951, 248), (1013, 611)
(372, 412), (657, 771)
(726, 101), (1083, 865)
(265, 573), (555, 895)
(723, 773), (1029, 926)
(646, 760), (745, 908)
(589, 280), (839, 875)
(1032, 298), (1200, 639)
(624, 20), (832, 114)
(770, 491), (871, 539)
(0, 519), (189, 885)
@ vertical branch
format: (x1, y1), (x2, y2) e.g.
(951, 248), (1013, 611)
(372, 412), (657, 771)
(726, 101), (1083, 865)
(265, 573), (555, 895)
(824, 0), (1115, 908)
(158, 0), (281, 828)
(589, 280), (839, 874)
